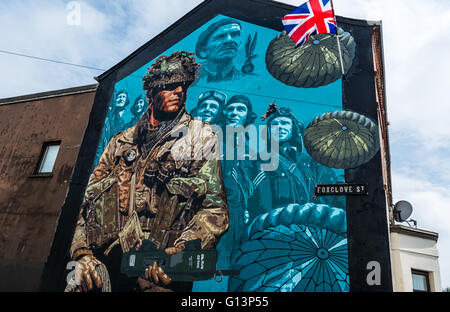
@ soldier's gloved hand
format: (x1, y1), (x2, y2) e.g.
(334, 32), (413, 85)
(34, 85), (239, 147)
(75, 255), (104, 292)
(144, 243), (185, 285)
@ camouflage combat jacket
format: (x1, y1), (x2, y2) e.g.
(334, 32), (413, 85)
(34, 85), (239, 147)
(70, 112), (229, 258)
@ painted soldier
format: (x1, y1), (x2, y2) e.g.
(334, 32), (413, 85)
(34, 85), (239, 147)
(125, 94), (148, 129)
(107, 89), (130, 136)
(190, 90), (227, 124)
(70, 51), (229, 292)
(195, 18), (244, 82)
(250, 107), (344, 219)
(95, 90), (131, 165)
(215, 95), (259, 269)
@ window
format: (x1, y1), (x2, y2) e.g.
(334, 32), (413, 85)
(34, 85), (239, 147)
(36, 142), (61, 174)
(411, 269), (430, 292)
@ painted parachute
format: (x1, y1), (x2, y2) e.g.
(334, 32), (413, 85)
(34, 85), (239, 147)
(304, 110), (380, 169)
(265, 28), (356, 88)
(228, 203), (349, 292)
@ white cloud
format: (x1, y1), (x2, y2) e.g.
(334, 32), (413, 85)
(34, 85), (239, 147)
(0, 1), (113, 96)
(0, 0), (205, 98)
(392, 170), (450, 289)
(116, 0), (204, 53)
(333, 0), (450, 142)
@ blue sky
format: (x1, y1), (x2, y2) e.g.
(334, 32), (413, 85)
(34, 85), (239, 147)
(1, 0), (449, 290)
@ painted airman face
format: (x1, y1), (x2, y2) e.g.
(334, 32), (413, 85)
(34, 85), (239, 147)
(203, 23), (242, 62)
(197, 99), (220, 122)
(136, 98), (146, 113)
(115, 92), (127, 108)
(270, 116), (293, 142)
(226, 102), (248, 126)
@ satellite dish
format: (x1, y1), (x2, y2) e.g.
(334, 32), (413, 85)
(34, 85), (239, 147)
(393, 200), (413, 222)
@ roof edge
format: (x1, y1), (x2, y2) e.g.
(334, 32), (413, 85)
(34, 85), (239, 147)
(0, 84), (98, 106)
(337, 15), (381, 27)
(390, 224), (439, 242)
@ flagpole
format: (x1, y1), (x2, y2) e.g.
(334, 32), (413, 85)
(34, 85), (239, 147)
(330, 0), (346, 79)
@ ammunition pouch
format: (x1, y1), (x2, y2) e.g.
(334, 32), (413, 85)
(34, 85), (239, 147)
(166, 177), (207, 198)
(84, 175), (121, 249)
(166, 177), (208, 234)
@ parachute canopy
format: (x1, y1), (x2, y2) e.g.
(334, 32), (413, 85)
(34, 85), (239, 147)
(265, 28), (356, 88)
(304, 111), (380, 169)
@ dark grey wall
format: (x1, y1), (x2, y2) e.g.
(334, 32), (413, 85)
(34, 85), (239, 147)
(0, 86), (96, 291)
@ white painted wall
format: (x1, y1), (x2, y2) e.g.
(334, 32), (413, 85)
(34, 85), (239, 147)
(390, 228), (442, 292)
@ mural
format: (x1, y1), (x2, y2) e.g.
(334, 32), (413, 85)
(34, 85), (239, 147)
(67, 14), (381, 292)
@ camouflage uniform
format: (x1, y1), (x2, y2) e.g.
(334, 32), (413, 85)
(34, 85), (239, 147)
(70, 52), (229, 279)
(71, 111), (228, 260)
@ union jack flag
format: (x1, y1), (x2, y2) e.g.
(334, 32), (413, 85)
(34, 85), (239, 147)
(282, 0), (337, 47)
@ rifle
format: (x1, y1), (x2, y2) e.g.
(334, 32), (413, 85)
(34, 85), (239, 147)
(121, 239), (238, 282)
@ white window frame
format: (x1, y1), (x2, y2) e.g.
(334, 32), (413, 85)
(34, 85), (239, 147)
(36, 141), (61, 174)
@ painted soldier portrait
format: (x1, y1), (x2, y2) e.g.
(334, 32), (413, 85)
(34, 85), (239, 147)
(221, 94), (257, 127)
(214, 94), (259, 270)
(125, 94), (148, 129)
(69, 51), (229, 292)
(108, 89), (130, 134)
(94, 90), (131, 164)
(251, 107), (344, 212)
(195, 18), (244, 82)
(190, 90), (227, 124)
